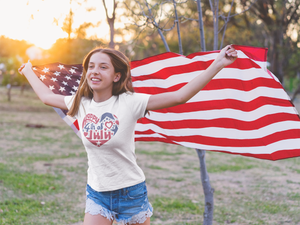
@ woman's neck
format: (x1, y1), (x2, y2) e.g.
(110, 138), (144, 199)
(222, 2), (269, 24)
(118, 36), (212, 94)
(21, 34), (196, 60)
(92, 91), (113, 103)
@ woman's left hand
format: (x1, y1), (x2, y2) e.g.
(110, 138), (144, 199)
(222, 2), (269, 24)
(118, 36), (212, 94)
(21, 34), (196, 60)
(215, 45), (238, 68)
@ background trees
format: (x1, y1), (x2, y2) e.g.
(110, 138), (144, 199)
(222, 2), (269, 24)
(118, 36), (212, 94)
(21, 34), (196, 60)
(0, 0), (299, 89)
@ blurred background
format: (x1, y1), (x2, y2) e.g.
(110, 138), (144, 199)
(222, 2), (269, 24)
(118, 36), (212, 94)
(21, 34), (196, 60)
(1, 1), (300, 224)
(0, 0), (299, 93)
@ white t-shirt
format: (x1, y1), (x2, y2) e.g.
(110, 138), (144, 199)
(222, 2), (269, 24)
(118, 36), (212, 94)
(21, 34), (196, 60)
(64, 92), (150, 192)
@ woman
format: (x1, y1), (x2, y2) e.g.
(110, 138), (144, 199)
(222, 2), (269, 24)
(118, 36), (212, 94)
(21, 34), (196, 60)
(19, 45), (237, 225)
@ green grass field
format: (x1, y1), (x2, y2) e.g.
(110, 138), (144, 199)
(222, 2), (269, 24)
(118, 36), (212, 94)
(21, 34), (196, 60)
(0, 87), (300, 225)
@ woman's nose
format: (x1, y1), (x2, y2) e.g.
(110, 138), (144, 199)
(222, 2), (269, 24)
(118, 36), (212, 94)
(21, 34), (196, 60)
(92, 70), (100, 75)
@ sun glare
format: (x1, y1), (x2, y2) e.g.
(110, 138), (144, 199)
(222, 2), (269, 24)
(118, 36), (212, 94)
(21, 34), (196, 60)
(0, 0), (120, 50)
(26, 20), (67, 50)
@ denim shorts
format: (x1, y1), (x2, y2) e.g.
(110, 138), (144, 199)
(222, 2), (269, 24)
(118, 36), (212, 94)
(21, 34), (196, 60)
(85, 181), (153, 225)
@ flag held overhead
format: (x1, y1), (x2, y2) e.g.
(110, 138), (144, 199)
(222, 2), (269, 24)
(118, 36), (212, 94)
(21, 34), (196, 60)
(32, 45), (300, 160)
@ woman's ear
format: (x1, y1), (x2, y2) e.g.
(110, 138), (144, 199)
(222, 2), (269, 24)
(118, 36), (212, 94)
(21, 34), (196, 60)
(114, 72), (121, 82)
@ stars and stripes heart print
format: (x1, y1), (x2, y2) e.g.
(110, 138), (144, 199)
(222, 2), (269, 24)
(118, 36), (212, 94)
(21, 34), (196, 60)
(32, 45), (300, 160)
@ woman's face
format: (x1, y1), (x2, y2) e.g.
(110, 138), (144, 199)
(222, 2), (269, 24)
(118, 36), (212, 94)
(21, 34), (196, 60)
(86, 52), (120, 96)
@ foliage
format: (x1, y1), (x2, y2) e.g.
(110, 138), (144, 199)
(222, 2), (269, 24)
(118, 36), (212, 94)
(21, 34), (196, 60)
(0, 0), (299, 85)
(239, 0), (300, 82)
(41, 38), (105, 65)
(0, 56), (26, 86)
(0, 36), (32, 59)
(121, 0), (300, 83)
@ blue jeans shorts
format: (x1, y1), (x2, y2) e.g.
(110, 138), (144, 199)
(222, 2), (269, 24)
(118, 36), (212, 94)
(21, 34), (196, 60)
(85, 181), (153, 225)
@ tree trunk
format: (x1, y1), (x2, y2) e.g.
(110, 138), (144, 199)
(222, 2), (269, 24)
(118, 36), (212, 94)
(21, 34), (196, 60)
(269, 29), (284, 83)
(108, 19), (115, 49)
(196, 149), (214, 225)
(20, 83), (26, 95)
(103, 0), (117, 49)
(196, 0), (206, 51)
(173, 0), (183, 55)
(210, 0), (219, 50)
(7, 84), (11, 101)
(220, 0), (234, 49)
(157, 29), (170, 52)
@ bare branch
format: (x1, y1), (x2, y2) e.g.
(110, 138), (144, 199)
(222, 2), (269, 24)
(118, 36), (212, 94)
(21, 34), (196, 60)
(229, 0), (257, 18)
(179, 15), (198, 22)
(173, 0), (183, 54)
(144, 0), (171, 52)
(220, 0), (234, 49)
(196, 0), (206, 51)
(102, 0), (109, 20)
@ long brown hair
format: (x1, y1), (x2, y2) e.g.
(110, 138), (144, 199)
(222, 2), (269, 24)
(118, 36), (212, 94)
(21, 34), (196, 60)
(67, 48), (135, 117)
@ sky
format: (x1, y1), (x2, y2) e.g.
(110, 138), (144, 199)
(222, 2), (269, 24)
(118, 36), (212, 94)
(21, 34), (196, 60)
(1, 0), (299, 51)
(0, 0), (118, 50)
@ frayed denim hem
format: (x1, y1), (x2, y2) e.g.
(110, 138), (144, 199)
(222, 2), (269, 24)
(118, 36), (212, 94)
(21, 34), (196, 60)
(115, 203), (153, 225)
(85, 198), (115, 221)
(85, 197), (153, 225)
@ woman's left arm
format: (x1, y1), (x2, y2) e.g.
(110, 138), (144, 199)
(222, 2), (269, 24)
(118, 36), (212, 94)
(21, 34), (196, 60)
(146, 45), (238, 111)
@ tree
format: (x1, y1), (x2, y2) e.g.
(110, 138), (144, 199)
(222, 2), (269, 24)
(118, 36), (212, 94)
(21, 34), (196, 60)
(123, 1), (217, 224)
(239, 0), (300, 83)
(61, 0), (74, 42)
(0, 36), (30, 94)
(103, 0), (118, 49)
(45, 38), (104, 64)
(122, 1), (259, 224)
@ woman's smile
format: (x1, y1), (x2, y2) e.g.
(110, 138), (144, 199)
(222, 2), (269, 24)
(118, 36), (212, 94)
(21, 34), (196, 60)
(87, 52), (121, 102)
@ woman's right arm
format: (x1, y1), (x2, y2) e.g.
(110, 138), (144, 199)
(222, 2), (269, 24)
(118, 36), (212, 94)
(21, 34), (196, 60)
(19, 62), (68, 110)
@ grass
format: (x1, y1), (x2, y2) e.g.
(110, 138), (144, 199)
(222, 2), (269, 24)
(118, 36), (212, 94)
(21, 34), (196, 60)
(0, 163), (62, 195)
(147, 165), (167, 170)
(151, 197), (202, 214)
(1, 87), (300, 224)
(0, 199), (60, 224)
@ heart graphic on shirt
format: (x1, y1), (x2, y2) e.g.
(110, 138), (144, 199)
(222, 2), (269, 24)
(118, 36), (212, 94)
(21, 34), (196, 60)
(105, 121), (113, 129)
(82, 113), (119, 147)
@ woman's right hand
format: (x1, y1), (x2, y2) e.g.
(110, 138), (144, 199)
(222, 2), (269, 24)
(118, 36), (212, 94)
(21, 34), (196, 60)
(18, 60), (32, 76)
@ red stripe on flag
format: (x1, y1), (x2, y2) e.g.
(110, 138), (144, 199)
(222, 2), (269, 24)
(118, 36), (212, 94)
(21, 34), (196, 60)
(74, 120), (79, 130)
(187, 45), (268, 62)
(131, 52), (181, 69)
(137, 113), (300, 130)
(151, 97), (292, 113)
(132, 58), (261, 82)
(134, 78), (283, 94)
(209, 148), (300, 161)
(152, 129), (300, 147)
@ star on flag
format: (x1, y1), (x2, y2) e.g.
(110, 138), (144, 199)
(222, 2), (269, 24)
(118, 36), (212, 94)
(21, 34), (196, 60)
(58, 65), (65, 70)
(59, 86), (66, 92)
(40, 75), (46, 81)
(32, 63), (82, 96)
(42, 68), (50, 73)
(69, 68), (76, 74)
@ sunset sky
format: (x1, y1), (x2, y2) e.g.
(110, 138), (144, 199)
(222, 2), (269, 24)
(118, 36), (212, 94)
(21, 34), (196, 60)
(0, 0), (119, 49)
(1, 1), (299, 51)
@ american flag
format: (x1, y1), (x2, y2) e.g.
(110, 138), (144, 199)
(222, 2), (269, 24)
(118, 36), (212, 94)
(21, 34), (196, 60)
(33, 45), (300, 160)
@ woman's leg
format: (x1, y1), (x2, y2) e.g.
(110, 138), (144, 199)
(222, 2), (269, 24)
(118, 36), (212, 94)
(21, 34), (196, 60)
(83, 213), (113, 225)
